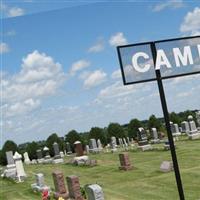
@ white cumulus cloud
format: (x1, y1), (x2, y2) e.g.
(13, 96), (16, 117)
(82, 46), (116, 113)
(180, 7), (200, 36)
(2, 50), (66, 117)
(109, 32), (128, 46)
(83, 70), (107, 89)
(111, 69), (122, 79)
(88, 39), (104, 53)
(70, 59), (90, 76)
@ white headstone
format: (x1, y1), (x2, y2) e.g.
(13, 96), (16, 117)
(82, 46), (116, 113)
(23, 152), (31, 165)
(86, 184), (104, 200)
(13, 152), (26, 182)
(160, 161), (173, 172)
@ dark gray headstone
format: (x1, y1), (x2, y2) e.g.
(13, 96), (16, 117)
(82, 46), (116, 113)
(53, 142), (61, 158)
(66, 142), (72, 153)
(36, 150), (43, 159)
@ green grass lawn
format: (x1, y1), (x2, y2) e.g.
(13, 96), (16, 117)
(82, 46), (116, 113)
(0, 138), (200, 200)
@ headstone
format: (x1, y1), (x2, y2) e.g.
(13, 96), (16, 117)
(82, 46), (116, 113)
(160, 161), (173, 172)
(188, 115), (200, 139)
(31, 173), (51, 192)
(89, 139), (99, 153)
(118, 138), (123, 147)
(74, 141), (84, 157)
(97, 139), (103, 151)
(196, 111), (200, 127)
(43, 146), (53, 164)
(13, 152), (26, 182)
(110, 136), (117, 152)
(126, 137), (130, 146)
(3, 151), (16, 179)
(137, 128), (152, 151)
(150, 128), (160, 143)
(53, 143), (64, 164)
(170, 122), (181, 136)
(119, 153), (133, 171)
(60, 151), (64, 158)
(85, 145), (90, 154)
(53, 142), (61, 158)
(52, 170), (68, 199)
(31, 159), (38, 164)
(85, 184), (104, 200)
(181, 121), (190, 134)
(66, 142), (72, 155)
(6, 151), (15, 165)
(66, 175), (83, 200)
(23, 152), (31, 165)
(36, 149), (44, 164)
(123, 138), (128, 150)
(164, 140), (170, 150)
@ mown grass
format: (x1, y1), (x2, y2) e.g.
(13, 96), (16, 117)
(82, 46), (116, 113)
(0, 137), (200, 200)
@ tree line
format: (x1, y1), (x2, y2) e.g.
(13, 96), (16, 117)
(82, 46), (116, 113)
(0, 110), (197, 165)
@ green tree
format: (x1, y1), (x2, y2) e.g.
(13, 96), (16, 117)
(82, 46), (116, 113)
(107, 123), (126, 140)
(128, 119), (143, 139)
(26, 141), (39, 160)
(169, 112), (181, 125)
(148, 115), (163, 131)
(89, 127), (106, 145)
(0, 140), (18, 165)
(46, 133), (62, 156)
(65, 130), (82, 152)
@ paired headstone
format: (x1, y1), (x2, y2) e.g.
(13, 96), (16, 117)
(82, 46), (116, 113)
(23, 152), (31, 165)
(31, 173), (51, 192)
(74, 141), (84, 157)
(52, 171), (68, 199)
(85, 184), (104, 200)
(119, 153), (133, 171)
(66, 175), (83, 200)
(13, 152), (26, 182)
(160, 161), (173, 172)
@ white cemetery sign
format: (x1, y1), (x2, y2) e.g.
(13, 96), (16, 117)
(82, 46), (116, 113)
(117, 36), (200, 200)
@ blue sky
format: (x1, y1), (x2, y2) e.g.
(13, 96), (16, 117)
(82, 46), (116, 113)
(1, 1), (200, 146)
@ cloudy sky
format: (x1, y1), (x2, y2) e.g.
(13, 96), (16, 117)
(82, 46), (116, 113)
(1, 0), (200, 146)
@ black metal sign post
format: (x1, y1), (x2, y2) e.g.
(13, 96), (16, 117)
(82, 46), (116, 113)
(117, 36), (200, 200)
(151, 43), (185, 200)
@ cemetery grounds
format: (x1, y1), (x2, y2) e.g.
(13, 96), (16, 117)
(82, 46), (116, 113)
(0, 136), (199, 200)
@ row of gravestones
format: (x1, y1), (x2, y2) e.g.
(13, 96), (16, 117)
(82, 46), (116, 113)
(1, 151), (26, 182)
(31, 170), (104, 200)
